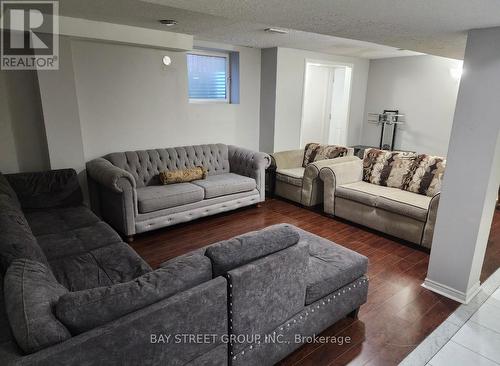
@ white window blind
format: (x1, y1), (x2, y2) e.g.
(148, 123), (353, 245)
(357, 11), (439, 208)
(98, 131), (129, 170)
(187, 52), (229, 102)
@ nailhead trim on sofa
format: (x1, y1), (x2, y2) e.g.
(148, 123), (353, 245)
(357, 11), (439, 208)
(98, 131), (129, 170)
(230, 276), (369, 361)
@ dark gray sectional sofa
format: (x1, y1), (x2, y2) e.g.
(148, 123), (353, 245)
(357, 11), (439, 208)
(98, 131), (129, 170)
(0, 169), (369, 366)
(86, 144), (270, 240)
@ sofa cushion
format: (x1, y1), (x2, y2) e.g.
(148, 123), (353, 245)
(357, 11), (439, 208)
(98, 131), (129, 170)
(383, 152), (417, 189)
(4, 259), (71, 354)
(302, 143), (348, 167)
(403, 154), (446, 197)
(276, 167), (305, 187)
(137, 183), (205, 213)
(0, 195), (48, 274)
(362, 148), (417, 188)
(5, 169), (82, 209)
(336, 181), (431, 221)
(24, 206), (101, 236)
(205, 224), (300, 277)
(35, 222), (123, 260)
(295, 229), (368, 305)
(0, 271), (15, 351)
(55, 253), (212, 334)
(49, 242), (152, 291)
(0, 173), (20, 207)
(192, 173), (256, 199)
(376, 196), (430, 222)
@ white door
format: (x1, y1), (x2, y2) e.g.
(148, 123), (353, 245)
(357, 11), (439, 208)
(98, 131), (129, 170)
(300, 64), (334, 148)
(329, 67), (352, 146)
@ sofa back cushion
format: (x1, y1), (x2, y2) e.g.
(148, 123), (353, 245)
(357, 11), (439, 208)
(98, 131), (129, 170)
(205, 224), (300, 277)
(302, 143), (348, 167)
(0, 195), (48, 275)
(105, 144), (230, 187)
(228, 242), (309, 354)
(5, 169), (82, 209)
(363, 148), (417, 189)
(55, 253), (212, 334)
(4, 259), (71, 354)
(403, 154), (446, 196)
(0, 173), (20, 208)
(363, 149), (446, 196)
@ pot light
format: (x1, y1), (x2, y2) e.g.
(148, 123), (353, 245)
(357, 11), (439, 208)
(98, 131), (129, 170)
(159, 19), (177, 27)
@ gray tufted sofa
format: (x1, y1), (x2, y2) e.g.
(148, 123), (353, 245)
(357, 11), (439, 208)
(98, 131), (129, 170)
(86, 144), (270, 240)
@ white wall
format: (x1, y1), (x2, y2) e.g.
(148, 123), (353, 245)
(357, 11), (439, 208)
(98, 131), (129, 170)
(424, 27), (500, 303)
(0, 69), (49, 173)
(273, 47), (369, 152)
(362, 55), (461, 156)
(69, 39), (261, 162)
(38, 37), (86, 172)
(0, 71), (19, 174)
(259, 48), (277, 153)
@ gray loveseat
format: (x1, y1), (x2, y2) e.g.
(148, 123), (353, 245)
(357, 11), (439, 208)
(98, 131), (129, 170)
(0, 169), (369, 366)
(86, 144), (270, 240)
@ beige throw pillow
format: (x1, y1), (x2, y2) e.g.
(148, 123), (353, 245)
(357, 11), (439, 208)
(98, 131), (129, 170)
(159, 166), (207, 185)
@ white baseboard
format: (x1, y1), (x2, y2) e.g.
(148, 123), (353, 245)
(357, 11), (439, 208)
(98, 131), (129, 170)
(422, 278), (481, 304)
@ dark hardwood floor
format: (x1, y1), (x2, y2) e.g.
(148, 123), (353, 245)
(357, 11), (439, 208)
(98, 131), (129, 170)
(131, 199), (500, 366)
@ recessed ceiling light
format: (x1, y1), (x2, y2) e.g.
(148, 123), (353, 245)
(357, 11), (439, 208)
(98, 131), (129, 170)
(264, 28), (288, 35)
(159, 19), (177, 27)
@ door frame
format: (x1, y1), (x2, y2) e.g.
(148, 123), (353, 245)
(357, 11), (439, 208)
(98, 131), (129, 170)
(299, 59), (354, 148)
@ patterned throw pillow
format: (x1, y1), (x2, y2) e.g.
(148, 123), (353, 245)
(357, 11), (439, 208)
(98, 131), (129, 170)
(362, 148), (417, 188)
(402, 154), (446, 196)
(302, 143), (348, 167)
(159, 166), (207, 185)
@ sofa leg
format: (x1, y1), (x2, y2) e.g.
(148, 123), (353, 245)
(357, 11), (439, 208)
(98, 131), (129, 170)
(348, 307), (360, 319)
(256, 203), (262, 208)
(126, 235), (134, 243)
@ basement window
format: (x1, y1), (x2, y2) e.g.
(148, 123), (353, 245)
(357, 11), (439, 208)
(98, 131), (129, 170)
(187, 51), (230, 103)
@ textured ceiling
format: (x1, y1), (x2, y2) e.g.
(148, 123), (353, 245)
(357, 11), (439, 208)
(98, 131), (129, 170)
(55, 0), (420, 59)
(57, 0), (500, 59)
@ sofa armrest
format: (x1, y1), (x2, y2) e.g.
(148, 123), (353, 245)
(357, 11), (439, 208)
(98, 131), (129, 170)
(227, 242), (308, 354)
(300, 156), (361, 207)
(306, 156), (362, 179)
(422, 193), (441, 248)
(228, 145), (271, 202)
(271, 149), (304, 170)
(86, 158), (137, 237)
(319, 157), (363, 215)
(5, 169), (82, 209)
(13, 277), (228, 366)
(86, 158), (136, 193)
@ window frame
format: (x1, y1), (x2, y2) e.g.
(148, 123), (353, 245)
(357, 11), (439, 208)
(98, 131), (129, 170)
(187, 49), (231, 104)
